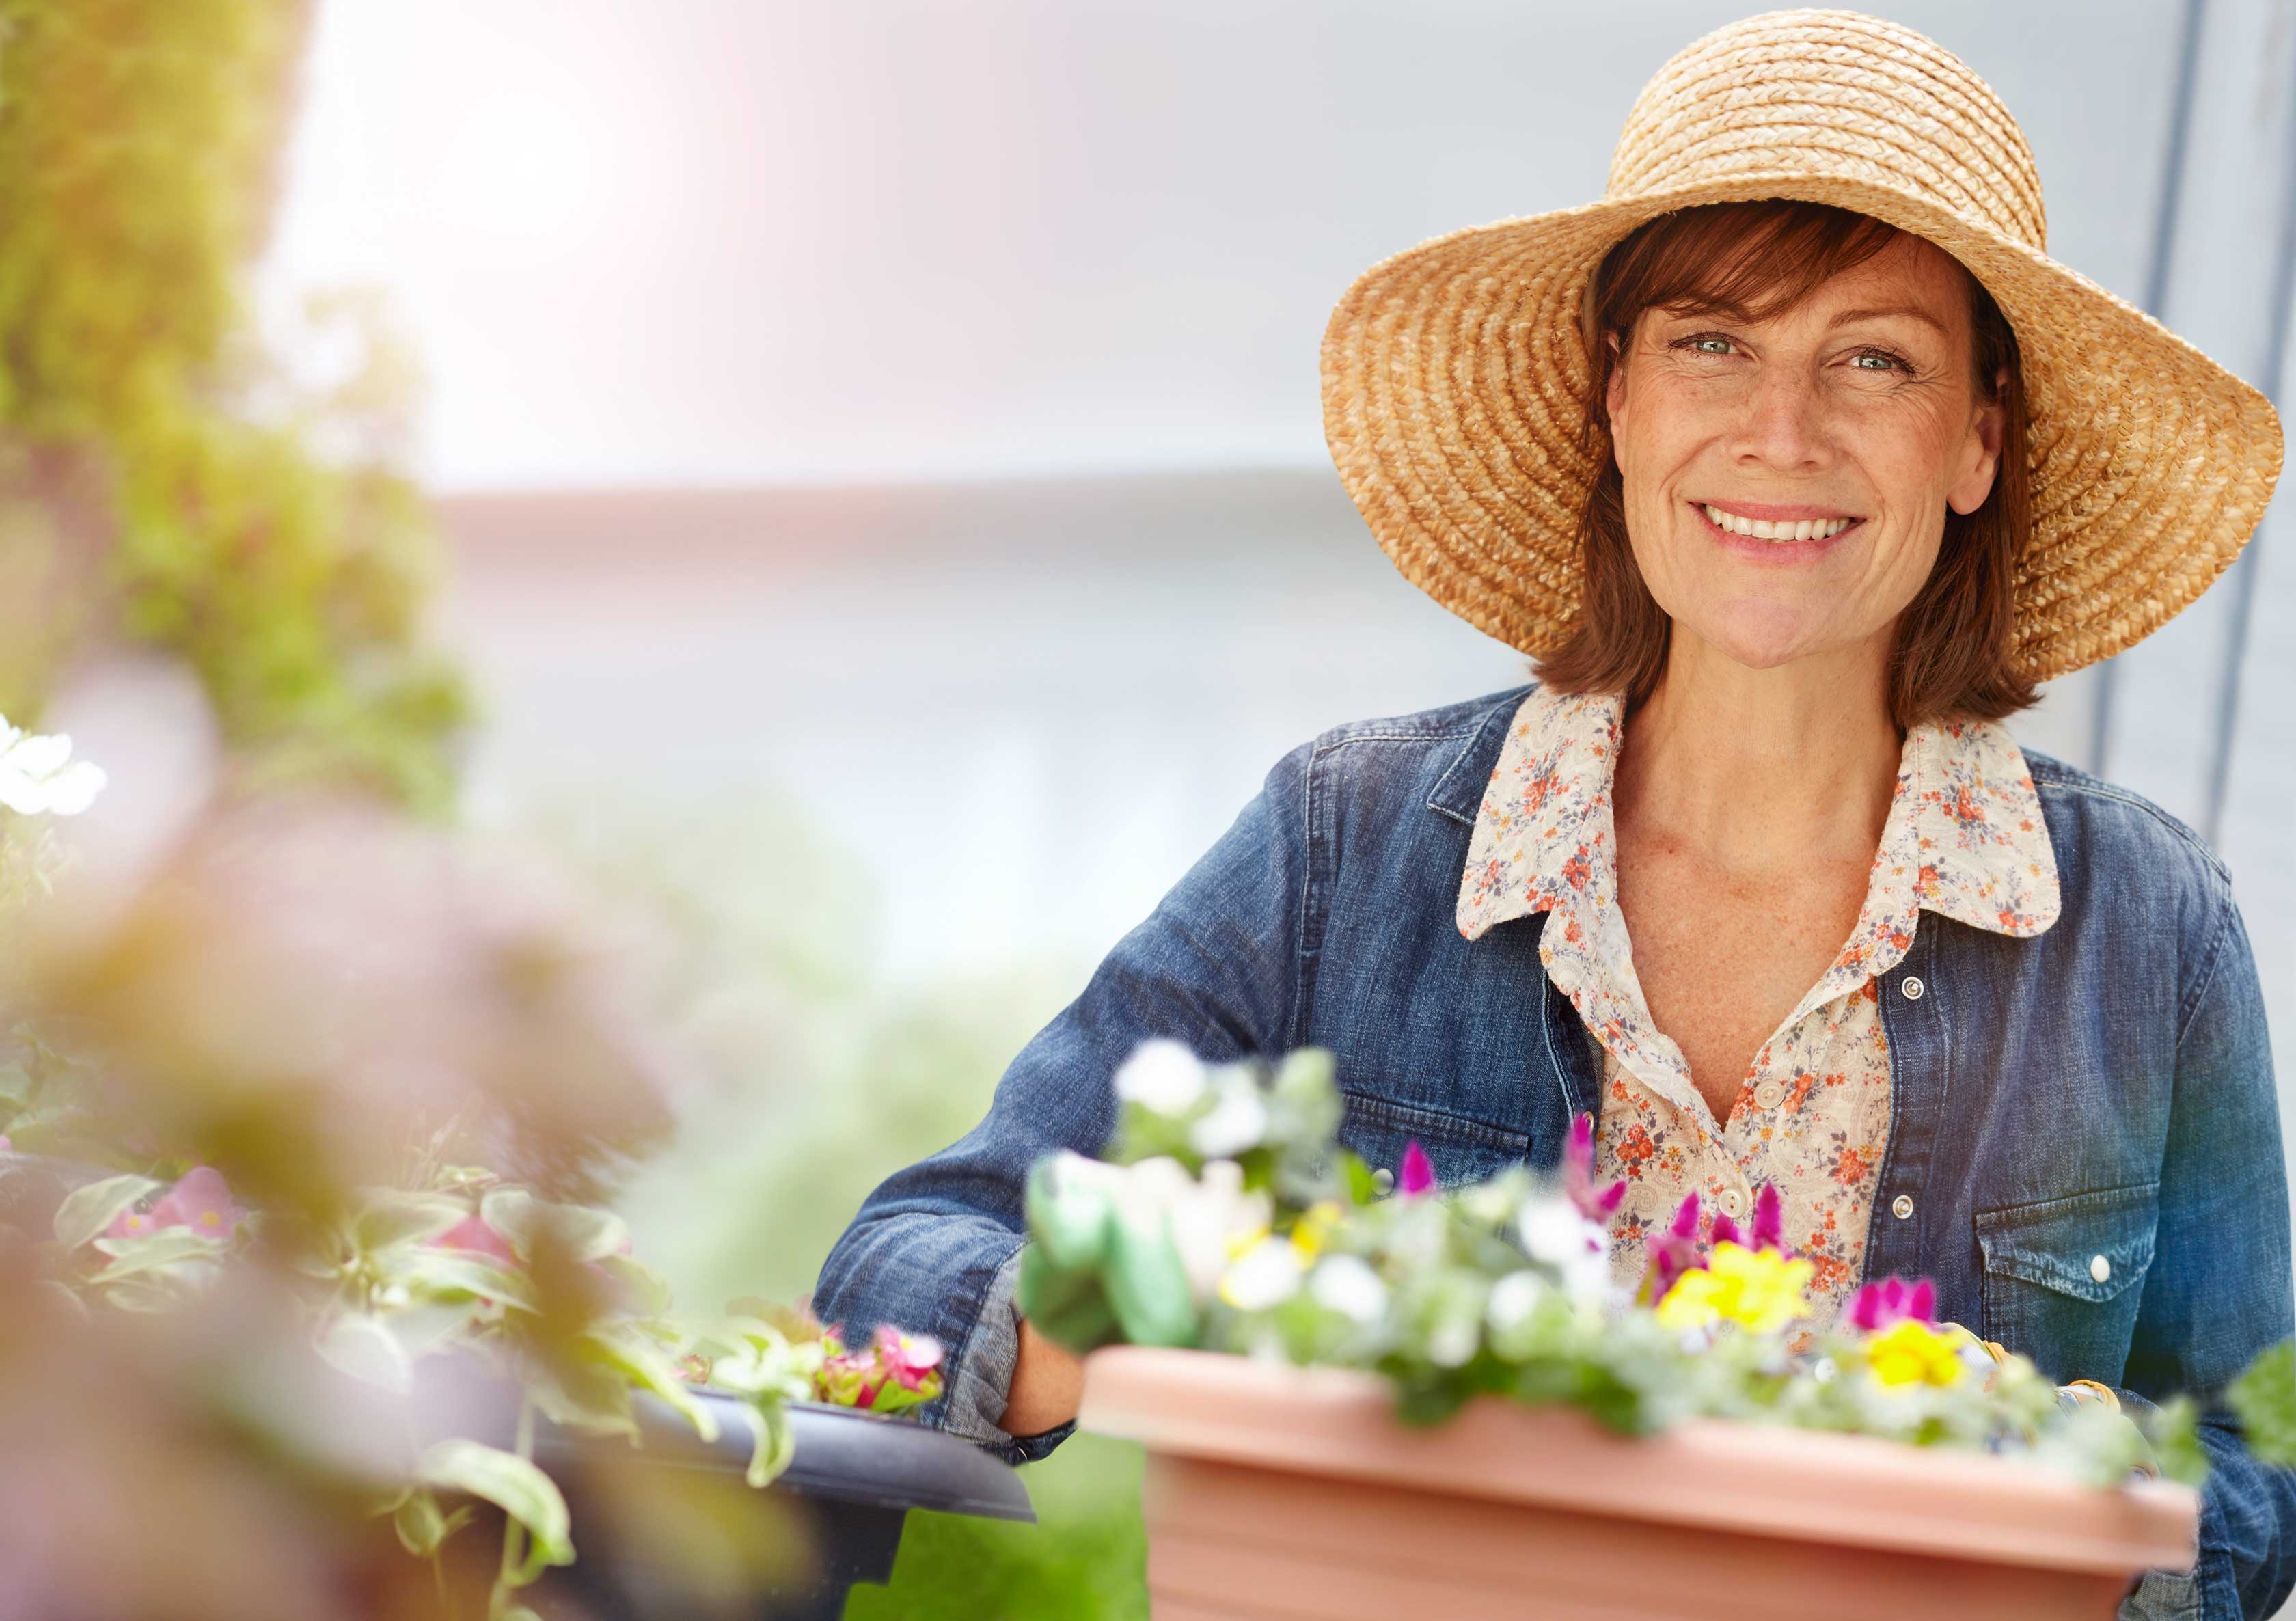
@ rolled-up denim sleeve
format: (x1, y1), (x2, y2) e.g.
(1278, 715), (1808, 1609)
(810, 739), (1313, 1463)
(2119, 893), (2295, 1621)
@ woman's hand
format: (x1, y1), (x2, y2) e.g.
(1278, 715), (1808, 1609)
(998, 1317), (1084, 1439)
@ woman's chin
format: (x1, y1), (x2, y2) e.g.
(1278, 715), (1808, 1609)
(1680, 604), (1830, 672)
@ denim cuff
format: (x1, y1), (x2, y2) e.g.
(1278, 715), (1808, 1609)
(933, 1241), (1080, 1467)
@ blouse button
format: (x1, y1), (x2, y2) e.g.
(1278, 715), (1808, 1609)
(1719, 1188), (1746, 1218)
(1891, 1193), (1915, 1221)
(2090, 1253), (2112, 1283)
(1753, 1080), (1785, 1110)
(1900, 975), (1926, 1001)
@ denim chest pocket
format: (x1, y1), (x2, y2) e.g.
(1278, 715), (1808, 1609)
(1975, 1181), (2158, 1385)
(1335, 1089), (1530, 1190)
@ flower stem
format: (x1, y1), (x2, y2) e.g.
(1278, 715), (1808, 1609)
(488, 1397), (535, 1620)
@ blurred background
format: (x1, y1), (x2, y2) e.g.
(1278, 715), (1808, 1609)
(18, 1), (2296, 1615)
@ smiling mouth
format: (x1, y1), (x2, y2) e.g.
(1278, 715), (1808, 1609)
(1696, 503), (1863, 543)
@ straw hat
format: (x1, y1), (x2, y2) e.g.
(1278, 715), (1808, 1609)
(1320, 8), (2283, 681)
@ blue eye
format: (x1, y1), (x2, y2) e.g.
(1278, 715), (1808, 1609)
(1853, 350), (1906, 372)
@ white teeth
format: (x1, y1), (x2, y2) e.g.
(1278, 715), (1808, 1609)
(1702, 504), (1856, 541)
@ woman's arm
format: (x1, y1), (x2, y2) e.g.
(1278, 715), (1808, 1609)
(810, 739), (1314, 1462)
(2118, 893), (2295, 1620)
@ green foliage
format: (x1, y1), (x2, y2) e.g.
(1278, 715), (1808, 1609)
(2229, 1337), (2296, 1467)
(0, 0), (466, 807)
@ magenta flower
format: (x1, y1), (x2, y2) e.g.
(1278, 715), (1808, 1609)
(1847, 1274), (1937, 1333)
(1397, 1141), (1435, 1198)
(1563, 1113), (1626, 1225)
(1748, 1182), (1788, 1255)
(1637, 1191), (1702, 1305)
(1709, 1211), (1742, 1251)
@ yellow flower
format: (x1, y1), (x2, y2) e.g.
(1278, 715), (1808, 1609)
(1652, 1242), (1814, 1334)
(1288, 1199), (1345, 1262)
(1863, 1318), (1969, 1387)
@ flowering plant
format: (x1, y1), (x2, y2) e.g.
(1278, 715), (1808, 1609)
(0, 729), (944, 1619)
(1019, 1041), (2202, 1488)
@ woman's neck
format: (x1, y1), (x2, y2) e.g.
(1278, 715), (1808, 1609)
(1613, 629), (1902, 873)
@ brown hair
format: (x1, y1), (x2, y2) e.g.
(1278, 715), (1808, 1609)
(1531, 200), (2036, 729)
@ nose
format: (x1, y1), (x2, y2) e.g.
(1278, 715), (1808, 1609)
(1732, 363), (1831, 472)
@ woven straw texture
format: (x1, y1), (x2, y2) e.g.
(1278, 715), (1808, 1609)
(1320, 8), (2284, 681)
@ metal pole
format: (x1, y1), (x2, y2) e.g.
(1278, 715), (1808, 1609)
(2201, 6), (2296, 847)
(2091, 0), (2211, 779)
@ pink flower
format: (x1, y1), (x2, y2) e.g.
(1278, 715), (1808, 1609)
(435, 1214), (517, 1265)
(1847, 1274), (1937, 1333)
(1563, 1113), (1626, 1225)
(873, 1324), (945, 1393)
(1709, 1211), (1742, 1251)
(1397, 1141), (1435, 1198)
(108, 1166), (245, 1241)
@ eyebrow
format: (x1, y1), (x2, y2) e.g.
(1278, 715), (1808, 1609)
(1828, 305), (1950, 333)
(1653, 301), (1952, 333)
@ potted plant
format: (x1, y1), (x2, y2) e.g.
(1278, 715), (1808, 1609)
(1021, 1042), (2224, 1618)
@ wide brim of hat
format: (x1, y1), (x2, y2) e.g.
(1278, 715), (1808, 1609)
(1320, 171), (2284, 683)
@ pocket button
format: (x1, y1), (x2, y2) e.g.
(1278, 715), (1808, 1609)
(2090, 1253), (2111, 1283)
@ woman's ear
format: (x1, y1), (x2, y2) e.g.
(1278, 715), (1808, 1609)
(1604, 329), (1628, 470)
(1947, 363), (2009, 516)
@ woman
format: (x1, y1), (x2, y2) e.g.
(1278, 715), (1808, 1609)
(816, 11), (2294, 1614)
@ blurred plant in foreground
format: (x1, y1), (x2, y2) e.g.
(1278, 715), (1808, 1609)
(0, 748), (941, 1619)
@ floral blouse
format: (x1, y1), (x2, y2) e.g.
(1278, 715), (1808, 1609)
(1456, 684), (2062, 1332)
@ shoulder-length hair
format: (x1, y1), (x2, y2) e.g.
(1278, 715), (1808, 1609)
(1531, 200), (2036, 730)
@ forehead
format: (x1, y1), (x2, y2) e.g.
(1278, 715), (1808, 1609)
(1661, 231), (1973, 333)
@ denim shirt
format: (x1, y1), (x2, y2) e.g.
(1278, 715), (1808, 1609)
(814, 683), (2295, 1620)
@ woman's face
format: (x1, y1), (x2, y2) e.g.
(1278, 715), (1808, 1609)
(1603, 232), (2006, 672)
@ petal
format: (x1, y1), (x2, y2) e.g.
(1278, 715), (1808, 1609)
(1397, 1141), (1435, 1198)
(3, 734), (70, 779)
(33, 761), (102, 816)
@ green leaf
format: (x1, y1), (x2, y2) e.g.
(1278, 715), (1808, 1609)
(394, 1249), (536, 1312)
(317, 1313), (413, 1393)
(348, 1190), (467, 1257)
(592, 1251), (674, 1318)
(0, 1063), (33, 1109)
(1102, 1216), (1199, 1349)
(734, 1396), (797, 1488)
(415, 1439), (573, 1576)
(53, 1173), (161, 1253)
(480, 1188), (628, 1264)
(2229, 1338), (2296, 1467)
(90, 1229), (230, 1283)
(583, 1323), (721, 1443)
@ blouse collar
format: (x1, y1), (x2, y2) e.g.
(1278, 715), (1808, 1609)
(1455, 683), (2063, 964)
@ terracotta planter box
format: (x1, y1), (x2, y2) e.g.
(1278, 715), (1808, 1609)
(1080, 1346), (2198, 1620)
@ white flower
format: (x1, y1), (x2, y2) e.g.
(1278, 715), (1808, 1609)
(1188, 1082), (1267, 1158)
(1308, 1254), (1389, 1324)
(1112, 1039), (1207, 1116)
(1486, 1268), (1550, 1332)
(1048, 1152), (1268, 1308)
(0, 720), (106, 817)
(1516, 1195), (1610, 1298)
(1220, 1235), (1305, 1311)
(1163, 1158), (1271, 1303)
